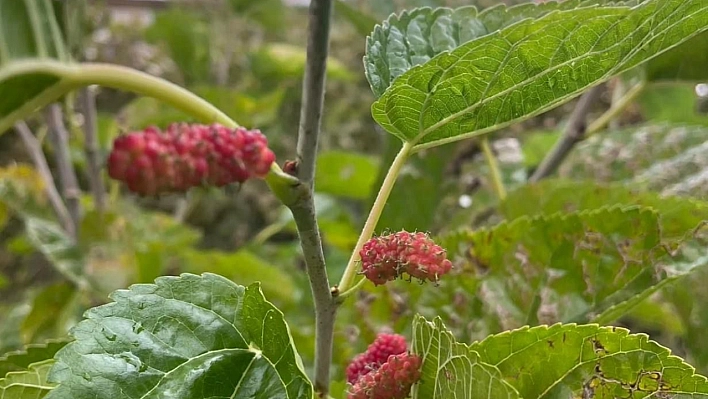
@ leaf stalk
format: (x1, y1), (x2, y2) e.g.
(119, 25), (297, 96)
(337, 141), (413, 294)
(480, 138), (506, 201)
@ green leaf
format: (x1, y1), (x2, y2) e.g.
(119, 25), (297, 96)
(470, 323), (708, 399)
(501, 179), (708, 239)
(0, 360), (55, 398)
(439, 206), (702, 328)
(369, 0), (708, 149)
(646, 31), (708, 81)
(411, 316), (520, 399)
(0, 340), (69, 377)
(365, 0), (590, 98)
(46, 273), (313, 399)
(315, 150), (379, 199)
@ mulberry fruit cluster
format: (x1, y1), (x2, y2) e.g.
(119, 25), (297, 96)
(360, 231), (453, 285)
(107, 123), (275, 195)
(346, 333), (421, 399)
(346, 333), (407, 384)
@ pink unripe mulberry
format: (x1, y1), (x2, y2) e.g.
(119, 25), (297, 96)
(346, 333), (407, 384)
(348, 353), (422, 399)
(107, 123), (275, 195)
(359, 231), (452, 285)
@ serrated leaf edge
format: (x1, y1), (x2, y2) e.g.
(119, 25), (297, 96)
(471, 321), (708, 398)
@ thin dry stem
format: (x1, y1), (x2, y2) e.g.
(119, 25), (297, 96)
(15, 121), (75, 238)
(79, 87), (106, 213)
(45, 103), (82, 240)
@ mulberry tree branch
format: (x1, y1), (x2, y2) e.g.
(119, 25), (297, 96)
(529, 85), (604, 182)
(79, 87), (107, 213)
(45, 103), (82, 240)
(286, 0), (335, 397)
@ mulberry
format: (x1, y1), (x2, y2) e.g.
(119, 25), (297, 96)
(346, 333), (407, 384)
(348, 353), (422, 399)
(107, 123), (275, 195)
(359, 231), (452, 285)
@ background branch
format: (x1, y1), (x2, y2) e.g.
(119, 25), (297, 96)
(45, 103), (82, 240)
(79, 87), (107, 213)
(14, 121), (75, 238)
(529, 85), (604, 182)
(585, 81), (645, 136)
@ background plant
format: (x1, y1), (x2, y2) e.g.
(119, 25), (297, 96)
(1, 0), (708, 398)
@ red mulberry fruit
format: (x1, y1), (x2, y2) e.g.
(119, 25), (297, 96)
(346, 333), (407, 384)
(107, 123), (275, 195)
(359, 231), (452, 285)
(348, 353), (422, 399)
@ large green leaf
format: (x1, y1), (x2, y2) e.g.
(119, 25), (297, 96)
(46, 273), (312, 399)
(411, 316), (520, 399)
(0, 340), (69, 377)
(501, 180), (708, 239)
(0, 360), (55, 398)
(364, 0), (592, 98)
(470, 322), (708, 398)
(439, 206), (702, 328)
(369, 0), (708, 149)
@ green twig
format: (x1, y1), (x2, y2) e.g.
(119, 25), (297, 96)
(337, 277), (367, 300)
(480, 138), (506, 201)
(586, 80), (646, 136)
